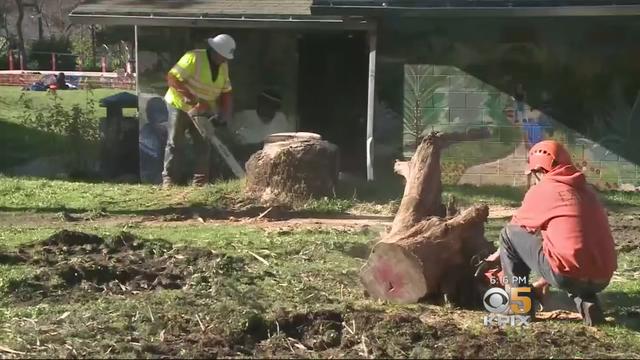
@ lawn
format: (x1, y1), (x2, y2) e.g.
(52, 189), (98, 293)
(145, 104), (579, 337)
(1, 84), (640, 357)
(0, 85), (135, 170)
(2, 176), (640, 218)
(0, 214), (638, 358)
(0, 176), (638, 357)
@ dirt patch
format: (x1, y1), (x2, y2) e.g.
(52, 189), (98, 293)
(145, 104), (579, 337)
(248, 310), (620, 359)
(0, 230), (242, 303)
(1, 228), (637, 358)
(608, 214), (640, 253)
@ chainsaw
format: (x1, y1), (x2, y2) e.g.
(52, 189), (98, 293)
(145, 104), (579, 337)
(472, 250), (505, 290)
(472, 250), (546, 311)
(189, 111), (246, 178)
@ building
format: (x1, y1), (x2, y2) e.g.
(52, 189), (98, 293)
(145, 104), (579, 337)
(70, 0), (640, 189)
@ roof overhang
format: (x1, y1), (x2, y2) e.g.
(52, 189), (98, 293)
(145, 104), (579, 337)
(69, 13), (373, 30)
(310, 1), (640, 17)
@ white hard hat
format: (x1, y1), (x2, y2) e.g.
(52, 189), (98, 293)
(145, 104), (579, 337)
(207, 34), (236, 60)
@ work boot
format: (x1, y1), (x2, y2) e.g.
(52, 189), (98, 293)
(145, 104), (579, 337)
(192, 174), (208, 187)
(162, 176), (174, 189)
(571, 294), (605, 326)
(581, 301), (606, 326)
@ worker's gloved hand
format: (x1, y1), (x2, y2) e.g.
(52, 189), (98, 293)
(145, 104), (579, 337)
(209, 114), (226, 128)
(532, 278), (550, 307)
(485, 249), (500, 263)
(473, 248), (501, 280)
(219, 112), (232, 126)
(193, 101), (210, 113)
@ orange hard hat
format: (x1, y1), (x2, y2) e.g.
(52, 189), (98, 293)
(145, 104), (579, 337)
(527, 140), (572, 174)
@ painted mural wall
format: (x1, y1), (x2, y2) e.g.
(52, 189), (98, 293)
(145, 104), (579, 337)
(378, 16), (640, 190)
(136, 27), (299, 183)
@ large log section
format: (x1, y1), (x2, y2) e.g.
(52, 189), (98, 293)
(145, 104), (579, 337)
(360, 130), (494, 306)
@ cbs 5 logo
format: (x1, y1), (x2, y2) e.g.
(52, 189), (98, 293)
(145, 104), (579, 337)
(483, 287), (532, 314)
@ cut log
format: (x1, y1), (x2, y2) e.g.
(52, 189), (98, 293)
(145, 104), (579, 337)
(244, 133), (339, 204)
(360, 131), (494, 306)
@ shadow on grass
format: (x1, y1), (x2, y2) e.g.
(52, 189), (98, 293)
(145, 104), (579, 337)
(0, 122), (108, 182)
(0, 120), (65, 170)
(533, 288), (640, 332)
(601, 290), (640, 332)
(334, 174), (404, 204)
(443, 184), (524, 206)
(0, 204), (394, 222)
(601, 191), (640, 211)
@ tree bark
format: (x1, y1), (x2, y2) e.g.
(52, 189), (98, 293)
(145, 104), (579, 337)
(360, 131), (495, 306)
(245, 133), (339, 205)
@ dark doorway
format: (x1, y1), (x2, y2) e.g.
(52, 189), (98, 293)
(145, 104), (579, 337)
(297, 31), (369, 176)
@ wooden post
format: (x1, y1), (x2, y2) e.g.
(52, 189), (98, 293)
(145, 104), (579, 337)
(101, 56), (107, 72)
(366, 25), (377, 182)
(19, 52), (25, 70)
(8, 50), (14, 70)
(51, 53), (56, 71)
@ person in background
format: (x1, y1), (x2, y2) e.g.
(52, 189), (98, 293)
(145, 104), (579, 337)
(139, 97), (169, 184)
(486, 140), (616, 326)
(523, 110), (545, 187)
(56, 72), (69, 90)
(513, 83), (527, 123)
(539, 90), (555, 137)
(229, 89), (293, 160)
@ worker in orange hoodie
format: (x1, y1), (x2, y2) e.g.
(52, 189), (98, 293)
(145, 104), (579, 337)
(491, 140), (617, 326)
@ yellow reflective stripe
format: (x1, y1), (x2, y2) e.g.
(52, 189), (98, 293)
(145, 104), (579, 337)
(221, 64), (232, 92)
(166, 48), (231, 109)
(184, 79), (221, 100)
(170, 64), (190, 80)
(193, 49), (205, 80)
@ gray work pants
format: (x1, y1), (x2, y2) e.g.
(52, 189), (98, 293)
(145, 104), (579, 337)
(162, 104), (211, 182)
(499, 224), (609, 306)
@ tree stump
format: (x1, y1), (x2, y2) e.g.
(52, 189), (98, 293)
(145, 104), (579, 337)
(245, 132), (339, 204)
(360, 131), (494, 306)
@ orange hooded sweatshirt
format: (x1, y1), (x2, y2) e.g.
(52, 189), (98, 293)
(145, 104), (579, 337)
(511, 164), (617, 281)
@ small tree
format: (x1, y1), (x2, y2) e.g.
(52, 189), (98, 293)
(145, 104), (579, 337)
(71, 27), (97, 70)
(29, 36), (75, 70)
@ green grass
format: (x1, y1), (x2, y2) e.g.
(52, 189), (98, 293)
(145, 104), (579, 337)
(0, 221), (638, 358)
(0, 86), (135, 123)
(3, 176), (640, 218)
(0, 176), (243, 214)
(0, 86), (135, 170)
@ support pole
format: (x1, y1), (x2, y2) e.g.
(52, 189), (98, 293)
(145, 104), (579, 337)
(366, 25), (377, 182)
(51, 53), (56, 71)
(134, 25), (139, 94)
(8, 50), (14, 70)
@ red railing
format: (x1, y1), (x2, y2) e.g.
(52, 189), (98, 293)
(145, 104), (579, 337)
(7, 49), (134, 74)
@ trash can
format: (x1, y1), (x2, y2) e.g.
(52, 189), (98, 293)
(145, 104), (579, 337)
(99, 92), (139, 181)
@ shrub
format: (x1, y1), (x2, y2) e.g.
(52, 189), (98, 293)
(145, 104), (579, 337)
(19, 91), (100, 178)
(29, 36), (76, 71)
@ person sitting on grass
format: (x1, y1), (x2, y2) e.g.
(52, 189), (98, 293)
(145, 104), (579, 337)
(56, 72), (69, 90)
(487, 140), (617, 326)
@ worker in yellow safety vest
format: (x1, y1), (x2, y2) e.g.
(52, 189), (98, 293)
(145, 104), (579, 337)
(162, 34), (236, 187)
